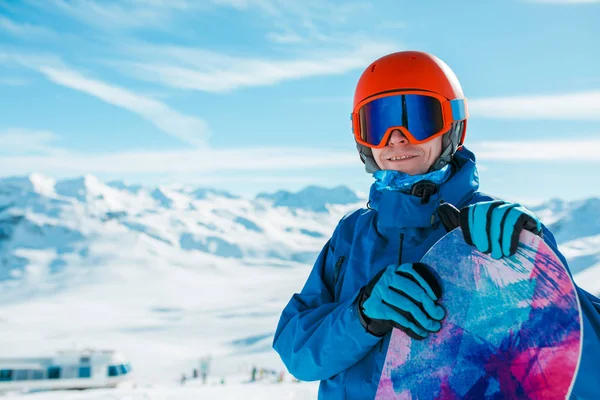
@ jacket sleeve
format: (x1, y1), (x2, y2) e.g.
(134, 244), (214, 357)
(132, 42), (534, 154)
(272, 235), (382, 382)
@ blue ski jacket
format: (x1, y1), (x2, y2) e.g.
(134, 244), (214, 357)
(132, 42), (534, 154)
(273, 147), (600, 399)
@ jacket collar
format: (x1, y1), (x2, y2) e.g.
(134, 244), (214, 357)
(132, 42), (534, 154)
(368, 147), (480, 231)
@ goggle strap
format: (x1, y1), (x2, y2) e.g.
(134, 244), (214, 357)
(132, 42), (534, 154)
(450, 99), (466, 121)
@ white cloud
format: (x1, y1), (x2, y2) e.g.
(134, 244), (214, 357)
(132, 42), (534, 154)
(0, 16), (58, 39)
(0, 52), (211, 147)
(250, 1), (376, 44)
(35, 64), (211, 147)
(41, 0), (195, 30)
(469, 91), (600, 120)
(41, 0), (323, 31)
(18, 0), (396, 94)
(3, 136), (599, 180)
(118, 41), (397, 93)
(39, 0), (377, 48)
(151, 173), (340, 187)
(0, 146), (358, 177)
(0, 129), (66, 156)
(470, 139), (600, 161)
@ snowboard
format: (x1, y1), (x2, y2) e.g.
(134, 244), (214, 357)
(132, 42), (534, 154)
(375, 228), (582, 400)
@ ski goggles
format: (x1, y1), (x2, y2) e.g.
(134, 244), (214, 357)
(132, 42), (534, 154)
(352, 91), (468, 148)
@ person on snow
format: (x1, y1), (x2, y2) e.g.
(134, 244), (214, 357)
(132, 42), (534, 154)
(272, 51), (600, 399)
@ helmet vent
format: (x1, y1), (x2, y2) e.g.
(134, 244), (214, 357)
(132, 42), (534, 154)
(371, 64), (376, 72)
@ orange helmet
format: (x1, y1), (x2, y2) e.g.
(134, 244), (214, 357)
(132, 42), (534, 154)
(353, 51), (468, 173)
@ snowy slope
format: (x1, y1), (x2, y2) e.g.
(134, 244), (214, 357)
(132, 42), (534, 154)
(0, 174), (363, 394)
(1, 381), (319, 400)
(0, 174), (598, 399)
(529, 197), (600, 294)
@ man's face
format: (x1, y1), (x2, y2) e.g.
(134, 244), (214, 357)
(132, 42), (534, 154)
(371, 129), (443, 175)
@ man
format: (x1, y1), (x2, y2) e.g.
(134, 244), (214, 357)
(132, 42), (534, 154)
(273, 51), (600, 399)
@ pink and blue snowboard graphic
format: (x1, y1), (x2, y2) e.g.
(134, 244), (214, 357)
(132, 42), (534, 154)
(376, 229), (582, 400)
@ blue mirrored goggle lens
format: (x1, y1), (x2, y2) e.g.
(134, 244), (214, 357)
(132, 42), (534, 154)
(358, 94), (445, 146)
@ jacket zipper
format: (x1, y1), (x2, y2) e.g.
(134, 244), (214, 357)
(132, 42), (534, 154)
(333, 256), (345, 287)
(398, 233), (405, 265)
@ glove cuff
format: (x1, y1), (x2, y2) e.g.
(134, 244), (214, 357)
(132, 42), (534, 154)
(357, 286), (392, 337)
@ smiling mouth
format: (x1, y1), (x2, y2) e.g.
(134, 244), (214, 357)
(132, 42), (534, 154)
(387, 155), (418, 161)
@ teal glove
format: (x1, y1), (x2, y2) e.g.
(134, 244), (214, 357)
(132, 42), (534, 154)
(358, 263), (446, 339)
(439, 201), (542, 260)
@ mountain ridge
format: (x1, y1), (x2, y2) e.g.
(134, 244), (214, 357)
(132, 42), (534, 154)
(0, 173), (598, 291)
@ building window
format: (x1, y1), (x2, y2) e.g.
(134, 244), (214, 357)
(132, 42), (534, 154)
(79, 366), (91, 378)
(48, 366), (61, 380)
(31, 370), (44, 380)
(107, 365), (119, 377)
(0, 369), (13, 382)
(14, 370), (29, 381)
(80, 357), (90, 364)
(62, 366), (78, 379)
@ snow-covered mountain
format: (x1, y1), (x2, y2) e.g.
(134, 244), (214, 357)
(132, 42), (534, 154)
(0, 173), (598, 391)
(1, 175), (597, 287)
(255, 185), (361, 212)
(0, 174), (362, 284)
(532, 197), (600, 278)
(530, 197), (600, 293)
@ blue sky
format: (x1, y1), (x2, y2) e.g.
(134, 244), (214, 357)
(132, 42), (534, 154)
(0, 0), (599, 202)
